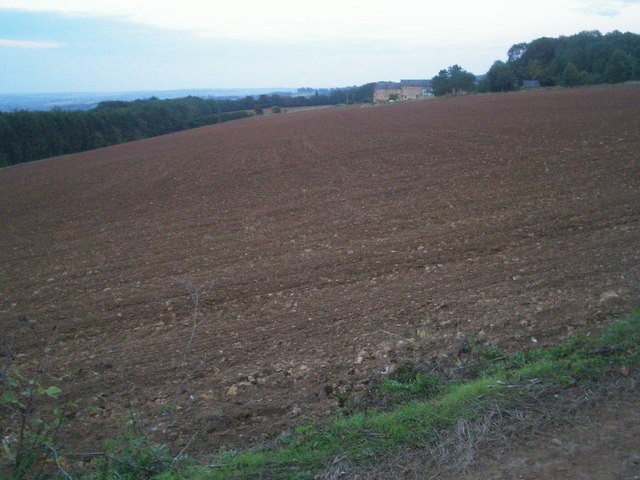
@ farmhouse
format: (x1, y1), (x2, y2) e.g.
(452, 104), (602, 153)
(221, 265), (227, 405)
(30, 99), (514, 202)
(374, 79), (433, 102)
(373, 81), (401, 102)
(400, 79), (432, 100)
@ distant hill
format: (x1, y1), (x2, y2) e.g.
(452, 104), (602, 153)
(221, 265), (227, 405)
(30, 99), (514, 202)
(0, 88), (302, 112)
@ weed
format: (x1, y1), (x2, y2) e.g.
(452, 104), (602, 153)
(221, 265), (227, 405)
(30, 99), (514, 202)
(416, 311), (432, 340)
(381, 362), (445, 403)
(0, 281), (210, 480)
(89, 410), (178, 480)
(334, 392), (359, 415)
(0, 318), (74, 480)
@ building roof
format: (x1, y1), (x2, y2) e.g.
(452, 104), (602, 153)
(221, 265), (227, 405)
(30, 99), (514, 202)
(523, 80), (542, 89)
(375, 81), (401, 90)
(400, 79), (431, 88)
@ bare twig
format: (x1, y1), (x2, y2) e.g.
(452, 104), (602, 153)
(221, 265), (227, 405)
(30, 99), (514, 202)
(170, 356), (207, 428)
(65, 451), (106, 458)
(1, 315), (29, 381)
(167, 280), (210, 429)
(173, 428), (201, 461)
(45, 443), (72, 480)
(179, 284), (200, 368)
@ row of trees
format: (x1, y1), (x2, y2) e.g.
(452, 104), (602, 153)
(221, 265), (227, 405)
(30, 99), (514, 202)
(0, 97), (250, 167)
(431, 30), (640, 96)
(0, 84), (376, 167)
(250, 83), (375, 109)
(484, 30), (640, 92)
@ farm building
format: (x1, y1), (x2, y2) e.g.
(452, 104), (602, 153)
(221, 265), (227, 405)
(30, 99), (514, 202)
(400, 79), (432, 100)
(373, 81), (401, 102)
(522, 80), (542, 89)
(374, 79), (432, 102)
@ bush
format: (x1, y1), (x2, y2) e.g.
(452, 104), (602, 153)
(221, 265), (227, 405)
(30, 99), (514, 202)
(1, 320), (72, 480)
(381, 363), (445, 403)
(90, 413), (176, 480)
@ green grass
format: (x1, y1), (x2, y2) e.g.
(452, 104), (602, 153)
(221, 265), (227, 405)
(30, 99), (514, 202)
(153, 308), (640, 480)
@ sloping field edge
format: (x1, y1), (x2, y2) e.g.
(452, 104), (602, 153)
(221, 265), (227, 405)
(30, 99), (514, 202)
(160, 308), (640, 480)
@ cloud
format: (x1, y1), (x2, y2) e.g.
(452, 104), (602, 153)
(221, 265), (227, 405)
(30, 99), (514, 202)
(576, 0), (640, 16)
(0, 1), (584, 44)
(0, 38), (63, 48)
(0, 1), (424, 41)
(1, 0), (639, 49)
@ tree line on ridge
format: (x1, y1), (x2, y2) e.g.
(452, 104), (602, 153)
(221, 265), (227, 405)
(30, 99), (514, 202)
(2, 30), (640, 166)
(0, 84), (375, 167)
(432, 30), (640, 95)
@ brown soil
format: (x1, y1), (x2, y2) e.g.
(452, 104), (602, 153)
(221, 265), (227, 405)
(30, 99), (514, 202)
(1, 86), (639, 458)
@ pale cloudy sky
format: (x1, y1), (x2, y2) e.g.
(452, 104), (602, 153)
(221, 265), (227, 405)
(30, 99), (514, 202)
(1, 0), (639, 93)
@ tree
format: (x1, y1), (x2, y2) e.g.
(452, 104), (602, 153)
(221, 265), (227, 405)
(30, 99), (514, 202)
(604, 49), (639, 83)
(431, 69), (450, 96)
(559, 61), (581, 87)
(486, 61), (516, 92)
(257, 94), (271, 108)
(431, 65), (476, 96)
(449, 65), (476, 93)
(508, 42), (528, 62)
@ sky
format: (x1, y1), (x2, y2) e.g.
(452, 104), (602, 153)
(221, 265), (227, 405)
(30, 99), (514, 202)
(1, 0), (639, 93)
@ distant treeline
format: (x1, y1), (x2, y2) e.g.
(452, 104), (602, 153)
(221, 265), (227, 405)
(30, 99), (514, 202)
(482, 30), (640, 92)
(429, 30), (640, 96)
(0, 83), (375, 167)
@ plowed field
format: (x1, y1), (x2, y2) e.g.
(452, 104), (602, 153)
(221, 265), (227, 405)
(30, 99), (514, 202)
(1, 86), (639, 454)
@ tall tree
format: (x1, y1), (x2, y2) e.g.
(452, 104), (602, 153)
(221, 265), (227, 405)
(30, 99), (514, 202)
(431, 65), (476, 96)
(486, 61), (516, 92)
(559, 62), (581, 86)
(604, 49), (639, 83)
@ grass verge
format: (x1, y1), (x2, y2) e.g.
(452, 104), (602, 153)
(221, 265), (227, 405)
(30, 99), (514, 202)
(157, 308), (640, 480)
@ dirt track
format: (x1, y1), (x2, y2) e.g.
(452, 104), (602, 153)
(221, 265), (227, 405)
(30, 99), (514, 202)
(1, 86), (639, 454)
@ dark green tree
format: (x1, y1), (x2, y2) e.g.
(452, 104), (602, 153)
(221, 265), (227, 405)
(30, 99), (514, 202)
(431, 69), (451, 96)
(604, 49), (639, 83)
(449, 65), (476, 93)
(486, 60), (516, 92)
(559, 61), (581, 86)
(508, 42), (528, 62)
(431, 65), (476, 96)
